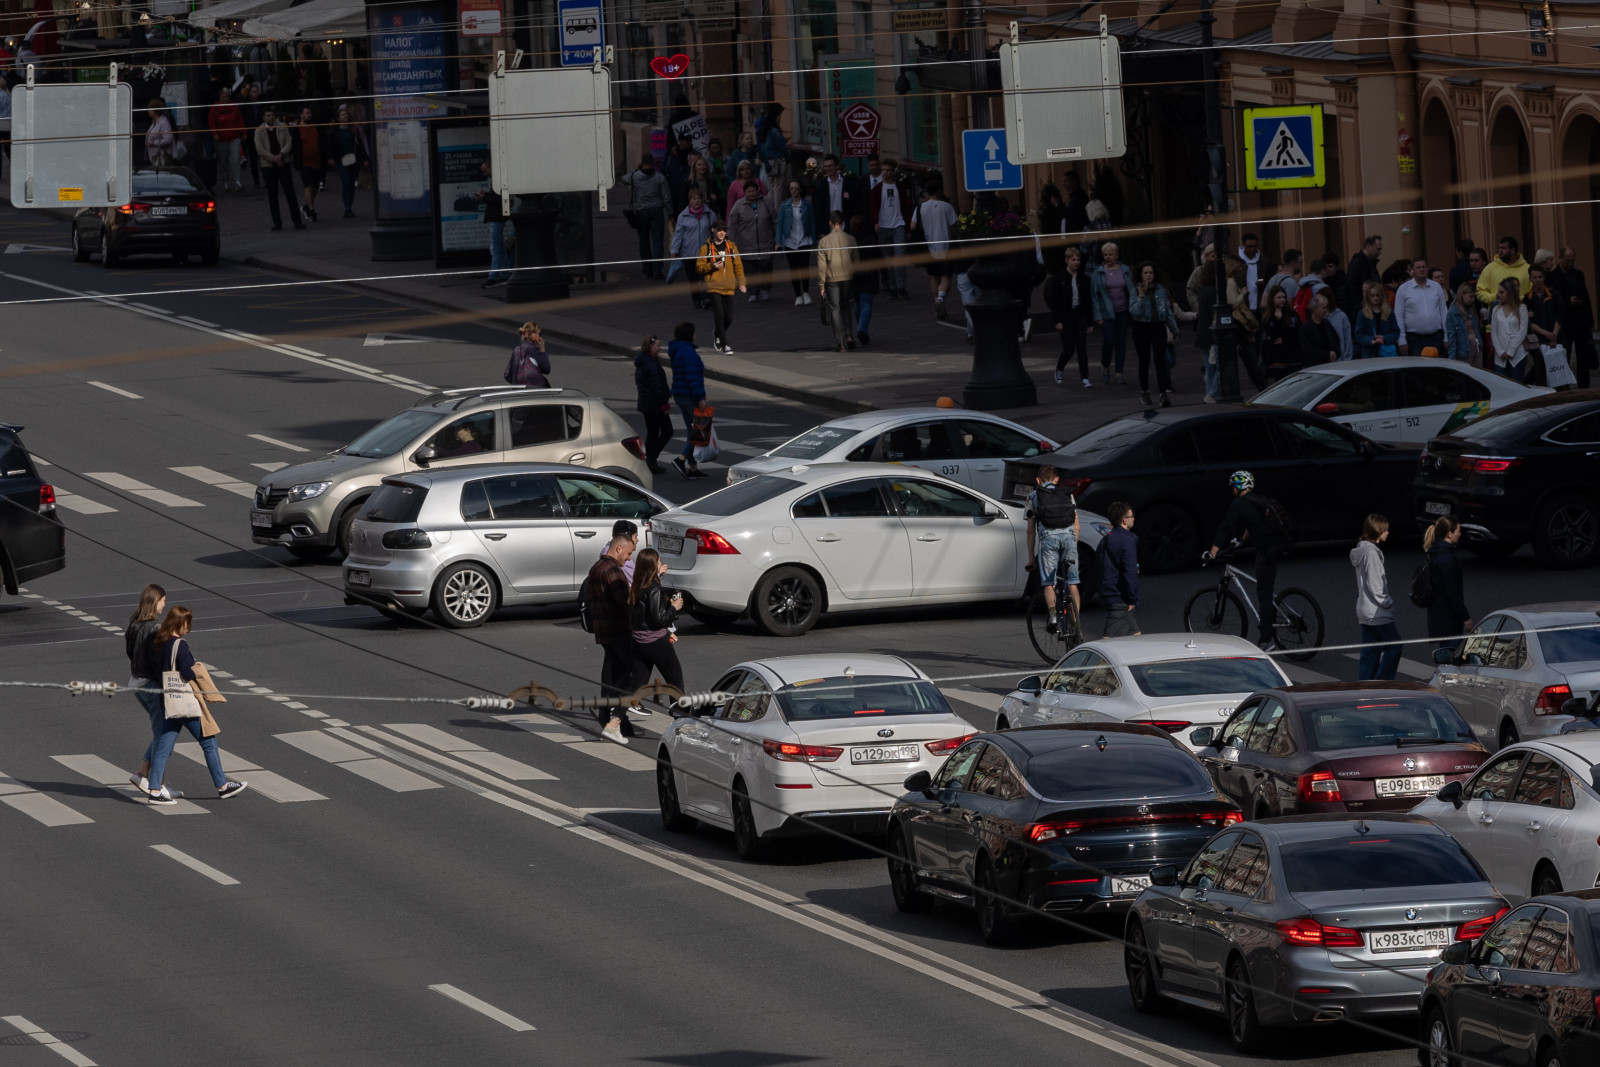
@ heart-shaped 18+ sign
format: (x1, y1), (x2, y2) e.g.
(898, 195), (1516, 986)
(650, 53), (691, 79)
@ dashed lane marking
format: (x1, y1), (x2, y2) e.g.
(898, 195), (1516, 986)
(248, 433), (310, 452)
(84, 472), (203, 508)
(495, 712), (655, 772)
(428, 985), (536, 1032)
(0, 770), (93, 827)
(253, 461), (288, 472)
(15, 588), (122, 634)
(170, 466), (256, 498)
(86, 380), (143, 399)
(151, 844), (240, 885)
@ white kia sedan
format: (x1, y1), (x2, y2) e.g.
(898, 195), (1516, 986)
(1412, 733), (1600, 901)
(724, 409), (1057, 499)
(995, 634), (1290, 750)
(655, 654), (978, 859)
(1248, 357), (1545, 444)
(653, 463), (1052, 635)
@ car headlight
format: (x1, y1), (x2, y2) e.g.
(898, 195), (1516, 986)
(286, 481), (332, 503)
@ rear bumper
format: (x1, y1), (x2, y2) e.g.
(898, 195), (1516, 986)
(110, 227), (220, 253)
(661, 560), (755, 614)
(1258, 953), (1432, 1027)
(343, 557), (437, 610)
(771, 808), (891, 837)
(1411, 484), (1529, 543)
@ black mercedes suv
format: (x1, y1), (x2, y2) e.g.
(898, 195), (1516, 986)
(0, 425), (65, 594)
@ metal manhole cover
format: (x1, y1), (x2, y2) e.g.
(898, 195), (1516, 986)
(0, 1031), (90, 1045)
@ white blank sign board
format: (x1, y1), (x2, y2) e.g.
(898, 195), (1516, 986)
(999, 34), (1126, 165)
(9, 79), (133, 209)
(489, 65), (613, 204)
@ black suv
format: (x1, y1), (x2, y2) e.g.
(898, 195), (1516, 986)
(1413, 390), (1600, 568)
(0, 425), (65, 594)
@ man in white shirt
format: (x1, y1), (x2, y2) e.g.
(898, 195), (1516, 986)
(871, 158), (910, 298)
(1393, 257), (1448, 355)
(1237, 232), (1263, 309)
(909, 179), (958, 315)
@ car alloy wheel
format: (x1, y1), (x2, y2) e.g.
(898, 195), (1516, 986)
(1424, 1008), (1455, 1067)
(753, 566), (821, 636)
(1125, 923), (1166, 1013)
(1501, 720), (1520, 750)
(72, 226), (90, 263)
(887, 827), (930, 913)
(1534, 493), (1600, 568)
(731, 781), (765, 860)
(657, 755), (697, 833)
(974, 857), (1017, 945)
(1225, 957), (1268, 1052)
(1136, 503), (1200, 574)
(432, 564), (497, 628)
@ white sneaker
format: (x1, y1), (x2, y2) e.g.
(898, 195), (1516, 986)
(1053, 370), (1063, 384)
(802, 293), (813, 305)
(627, 705), (652, 718)
(1082, 378), (1093, 388)
(795, 296), (804, 306)
(129, 773), (149, 792)
(601, 723), (628, 745)
(722, 345), (735, 355)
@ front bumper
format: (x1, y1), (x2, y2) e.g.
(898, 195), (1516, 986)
(250, 507), (333, 548)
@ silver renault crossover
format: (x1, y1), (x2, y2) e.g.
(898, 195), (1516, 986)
(342, 463), (670, 627)
(252, 386), (653, 561)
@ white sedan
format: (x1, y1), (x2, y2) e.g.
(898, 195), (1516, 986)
(655, 654), (978, 859)
(1412, 734), (1600, 901)
(725, 408), (1057, 500)
(654, 463), (1099, 635)
(995, 634), (1290, 750)
(1248, 357), (1546, 444)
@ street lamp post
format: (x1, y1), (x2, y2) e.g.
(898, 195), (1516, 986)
(1199, 0), (1242, 402)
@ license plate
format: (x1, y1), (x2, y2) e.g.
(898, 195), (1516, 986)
(850, 744), (919, 764)
(1368, 926), (1450, 953)
(1111, 875), (1151, 896)
(347, 570), (371, 587)
(250, 510), (274, 527)
(656, 534), (684, 555)
(1425, 501), (1451, 515)
(148, 205), (186, 216)
(1375, 774), (1445, 797)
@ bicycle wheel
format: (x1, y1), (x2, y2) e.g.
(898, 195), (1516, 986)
(1026, 591), (1063, 664)
(1273, 587), (1325, 661)
(1183, 586), (1249, 638)
(1059, 594), (1083, 652)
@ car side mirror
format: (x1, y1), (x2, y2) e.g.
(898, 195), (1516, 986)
(1149, 864), (1178, 888)
(1562, 696), (1590, 717)
(413, 444), (439, 467)
(1440, 940), (1471, 965)
(1313, 402), (1339, 415)
(1018, 675), (1043, 695)
(1189, 726), (1217, 749)
(1464, 653), (1484, 667)
(1436, 780), (1464, 809)
(983, 505), (1003, 519)
(903, 769), (933, 795)
(1433, 647), (1457, 666)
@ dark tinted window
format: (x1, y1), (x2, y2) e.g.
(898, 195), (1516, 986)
(424, 411), (496, 458)
(483, 475), (560, 520)
(1479, 906), (1543, 969)
(362, 483), (427, 523)
(1539, 626), (1600, 665)
(1546, 410), (1600, 444)
(1220, 703), (1259, 749)
(1487, 625), (1527, 669)
(1461, 615), (1504, 662)
(1184, 830), (1241, 891)
(889, 478), (987, 518)
(1128, 657), (1284, 698)
(1280, 833), (1484, 893)
(791, 492), (826, 519)
(343, 409), (441, 458)
(1060, 418), (1163, 459)
(1023, 743), (1215, 800)
(1217, 835), (1270, 896)
(1191, 418), (1276, 462)
(959, 420), (1043, 459)
(1302, 697), (1475, 750)
(1245, 699), (1287, 752)
(1402, 367), (1490, 406)
(777, 677), (952, 721)
(1521, 910), (1573, 973)
(934, 742), (985, 791)
(1276, 417), (1359, 458)
(0, 435), (32, 478)
(508, 404), (581, 448)
(969, 745), (1015, 798)
(460, 480), (492, 522)
(821, 480), (889, 517)
(1250, 371), (1338, 411)
(1449, 407), (1549, 446)
(132, 171), (202, 195)
(1323, 370), (1399, 414)
(1468, 753), (1526, 801)
(1159, 431), (1199, 465)
(877, 422), (956, 462)
(1512, 757), (1575, 809)
(683, 477), (802, 516)
(771, 425), (858, 460)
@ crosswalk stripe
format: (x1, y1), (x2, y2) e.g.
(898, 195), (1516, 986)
(170, 466), (257, 498)
(84, 472), (203, 508)
(0, 770), (93, 827)
(52, 754), (208, 814)
(172, 742), (326, 802)
(382, 724), (556, 781)
(53, 489), (118, 515)
(276, 730), (441, 792)
(495, 712), (656, 772)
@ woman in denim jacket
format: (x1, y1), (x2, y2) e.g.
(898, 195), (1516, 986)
(1353, 280), (1401, 357)
(1444, 282), (1483, 365)
(1128, 260), (1180, 407)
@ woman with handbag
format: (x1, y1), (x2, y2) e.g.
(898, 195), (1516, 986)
(327, 105), (367, 219)
(123, 583), (169, 795)
(1128, 261), (1180, 407)
(144, 99), (175, 167)
(145, 606), (247, 805)
(628, 549), (686, 695)
(1354, 281), (1400, 358)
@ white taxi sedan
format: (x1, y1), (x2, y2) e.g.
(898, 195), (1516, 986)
(655, 655), (977, 859)
(1248, 357), (1545, 444)
(995, 634), (1290, 750)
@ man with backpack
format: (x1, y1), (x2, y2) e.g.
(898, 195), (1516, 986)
(1208, 470), (1292, 651)
(583, 533), (636, 745)
(1026, 465), (1080, 629)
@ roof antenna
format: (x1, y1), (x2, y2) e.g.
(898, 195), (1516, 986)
(1096, 734), (1107, 751)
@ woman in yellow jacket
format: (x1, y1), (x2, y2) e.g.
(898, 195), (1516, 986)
(697, 220), (747, 354)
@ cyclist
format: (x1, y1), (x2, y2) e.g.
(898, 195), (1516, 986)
(1025, 465), (1080, 631)
(1207, 470), (1291, 650)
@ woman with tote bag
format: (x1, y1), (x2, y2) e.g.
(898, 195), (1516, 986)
(145, 607), (247, 805)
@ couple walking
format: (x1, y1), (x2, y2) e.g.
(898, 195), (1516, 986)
(586, 526), (686, 745)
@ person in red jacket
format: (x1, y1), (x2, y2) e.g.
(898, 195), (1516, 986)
(209, 87), (246, 190)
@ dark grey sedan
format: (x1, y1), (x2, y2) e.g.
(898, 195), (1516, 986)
(1123, 813), (1507, 1053)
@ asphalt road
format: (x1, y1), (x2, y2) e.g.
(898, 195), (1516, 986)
(2, 210), (1592, 1067)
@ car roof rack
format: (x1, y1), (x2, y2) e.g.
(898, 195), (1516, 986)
(412, 385), (578, 408)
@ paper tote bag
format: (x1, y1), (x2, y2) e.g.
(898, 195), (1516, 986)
(162, 640), (204, 720)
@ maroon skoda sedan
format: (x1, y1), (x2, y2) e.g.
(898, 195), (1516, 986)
(1189, 681), (1489, 818)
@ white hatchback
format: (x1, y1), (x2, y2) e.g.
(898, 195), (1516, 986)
(995, 634), (1291, 750)
(1248, 357), (1546, 444)
(655, 655), (977, 859)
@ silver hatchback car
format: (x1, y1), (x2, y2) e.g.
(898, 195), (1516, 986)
(342, 463), (670, 627)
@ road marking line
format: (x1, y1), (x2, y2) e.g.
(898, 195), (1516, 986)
(496, 713), (654, 772)
(428, 985), (535, 1032)
(84, 472), (204, 508)
(52, 489), (117, 514)
(328, 356), (383, 373)
(86, 380), (143, 399)
(1282, 662), (1337, 684)
(0, 771), (93, 827)
(940, 687), (1004, 712)
(248, 433), (309, 453)
(253, 461), (288, 472)
(276, 730), (441, 792)
(51, 755), (208, 815)
(173, 743), (326, 802)
(380, 724), (557, 781)
(170, 466), (256, 498)
(125, 301), (166, 314)
(178, 315), (218, 327)
(151, 844), (240, 885)
(1, 1016), (97, 1066)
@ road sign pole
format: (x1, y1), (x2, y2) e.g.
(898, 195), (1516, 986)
(1200, 0), (1241, 403)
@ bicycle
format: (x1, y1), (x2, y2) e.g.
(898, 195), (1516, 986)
(1026, 566), (1083, 664)
(1182, 546), (1324, 661)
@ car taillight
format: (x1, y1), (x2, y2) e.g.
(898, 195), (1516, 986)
(1146, 720), (1193, 733)
(1029, 806), (1240, 841)
(1456, 907), (1508, 941)
(1062, 477), (1091, 496)
(38, 484), (55, 510)
(189, 200), (216, 212)
(1457, 455), (1521, 474)
(687, 528), (739, 554)
(1535, 685), (1573, 716)
(1276, 917), (1363, 947)
(380, 528), (432, 549)
(1297, 771), (1343, 802)
(925, 733), (975, 754)
(116, 201), (153, 215)
(761, 739), (841, 763)
(621, 435), (647, 460)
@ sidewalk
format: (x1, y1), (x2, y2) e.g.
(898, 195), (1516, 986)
(214, 181), (1208, 443)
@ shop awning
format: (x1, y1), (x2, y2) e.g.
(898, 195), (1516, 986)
(188, 0), (293, 32)
(240, 0), (363, 40)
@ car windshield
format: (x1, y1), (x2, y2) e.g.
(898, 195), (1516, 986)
(1024, 744), (1215, 800)
(1446, 407), (1548, 446)
(1248, 372), (1335, 410)
(132, 172), (201, 195)
(1280, 834), (1484, 893)
(1057, 418), (1163, 459)
(777, 676), (951, 721)
(1302, 698), (1476, 750)
(341, 410), (443, 458)
(682, 476), (801, 516)
(362, 483), (427, 523)
(770, 425), (859, 460)
(1538, 625), (1600, 665)
(1128, 657), (1285, 698)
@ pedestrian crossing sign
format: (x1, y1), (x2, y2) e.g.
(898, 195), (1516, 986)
(1242, 106), (1325, 190)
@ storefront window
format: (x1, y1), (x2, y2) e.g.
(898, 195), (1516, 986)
(902, 66), (939, 164)
(619, 13), (656, 121)
(792, 0), (838, 148)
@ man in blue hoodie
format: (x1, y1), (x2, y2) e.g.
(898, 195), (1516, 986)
(667, 320), (709, 479)
(1097, 501), (1141, 637)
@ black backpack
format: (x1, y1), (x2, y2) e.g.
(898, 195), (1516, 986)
(1409, 559), (1437, 608)
(1252, 494), (1294, 549)
(577, 576), (595, 633)
(1031, 483), (1077, 530)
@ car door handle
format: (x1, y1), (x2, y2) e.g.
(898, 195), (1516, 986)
(1479, 814), (1494, 825)
(916, 534), (943, 542)
(565, 452), (587, 463)
(573, 530), (597, 538)
(1252, 770), (1265, 778)
(483, 532), (507, 541)
(816, 534), (841, 542)
(1527, 821), (1541, 832)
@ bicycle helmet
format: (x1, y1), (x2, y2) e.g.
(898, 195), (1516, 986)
(1229, 470), (1255, 492)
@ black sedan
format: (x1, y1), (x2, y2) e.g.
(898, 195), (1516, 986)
(1413, 390), (1600, 568)
(1188, 681), (1488, 818)
(71, 166), (221, 267)
(1002, 406), (1420, 572)
(0, 424), (64, 592)
(1420, 889), (1600, 1067)
(885, 722), (1242, 944)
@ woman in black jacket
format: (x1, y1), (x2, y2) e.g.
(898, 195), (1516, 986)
(634, 335), (673, 474)
(628, 549), (685, 694)
(1423, 515), (1472, 645)
(1045, 246), (1094, 387)
(1257, 286), (1301, 378)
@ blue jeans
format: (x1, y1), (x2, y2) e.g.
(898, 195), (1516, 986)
(678, 401), (699, 461)
(337, 162), (359, 213)
(135, 686), (164, 763)
(1101, 310), (1130, 373)
(1359, 622), (1402, 681)
(1036, 528), (1078, 587)
(956, 272), (979, 334)
(878, 224), (906, 292)
(147, 696), (227, 791)
(1204, 344), (1220, 398)
(487, 220), (511, 281)
(855, 290), (876, 335)
(1498, 358), (1528, 384)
